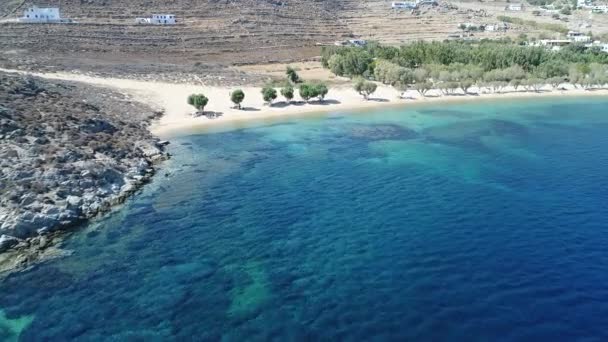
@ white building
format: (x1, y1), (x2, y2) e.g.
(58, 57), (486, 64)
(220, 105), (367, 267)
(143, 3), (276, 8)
(135, 18), (152, 24)
(151, 14), (176, 25)
(592, 5), (608, 13)
(577, 0), (592, 8)
(582, 41), (608, 53)
(348, 39), (368, 47)
(567, 31), (591, 42)
(392, 1), (417, 9)
(506, 4), (525, 11)
(20, 6), (61, 22)
(537, 39), (571, 51)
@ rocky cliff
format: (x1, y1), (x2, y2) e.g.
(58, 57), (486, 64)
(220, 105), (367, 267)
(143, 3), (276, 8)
(0, 72), (167, 253)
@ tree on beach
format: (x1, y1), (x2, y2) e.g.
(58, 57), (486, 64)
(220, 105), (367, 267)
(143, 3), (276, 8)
(569, 64), (590, 88)
(510, 79), (523, 91)
(414, 81), (432, 97)
(261, 86), (277, 105)
(286, 66), (301, 84)
(299, 84), (315, 102)
(281, 85), (294, 103)
(458, 79), (475, 94)
(230, 89), (245, 109)
(548, 77), (565, 90)
(354, 78), (377, 100)
(413, 68), (429, 85)
(396, 81), (410, 98)
(187, 94), (209, 114)
(328, 54), (346, 76)
(523, 78), (544, 92)
(314, 83), (329, 102)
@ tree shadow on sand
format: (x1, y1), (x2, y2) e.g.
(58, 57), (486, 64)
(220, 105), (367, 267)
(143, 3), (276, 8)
(271, 99), (342, 107)
(309, 99), (341, 105)
(201, 111), (223, 118)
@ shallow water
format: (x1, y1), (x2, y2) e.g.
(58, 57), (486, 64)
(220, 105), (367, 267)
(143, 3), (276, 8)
(3, 98), (608, 341)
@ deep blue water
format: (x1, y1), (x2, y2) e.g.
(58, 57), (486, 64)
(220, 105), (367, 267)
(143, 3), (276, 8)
(2, 98), (608, 341)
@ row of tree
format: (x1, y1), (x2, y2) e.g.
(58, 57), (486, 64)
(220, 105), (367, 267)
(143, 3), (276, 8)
(322, 40), (608, 98)
(322, 40), (608, 78)
(187, 82), (330, 114)
(261, 83), (329, 105)
(350, 59), (608, 99)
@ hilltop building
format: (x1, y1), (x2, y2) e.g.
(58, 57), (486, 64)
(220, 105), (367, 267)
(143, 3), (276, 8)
(392, 1), (417, 9)
(536, 39), (572, 51)
(136, 14), (177, 25)
(592, 5), (608, 13)
(152, 14), (176, 25)
(20, 5), (61, 22)
(391, 0), (437, 9)
(577, 0), (592, 8)
(505, 4), (525, 11)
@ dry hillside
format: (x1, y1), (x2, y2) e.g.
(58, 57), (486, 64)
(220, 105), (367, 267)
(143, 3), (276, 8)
(2, 0), (608, 80)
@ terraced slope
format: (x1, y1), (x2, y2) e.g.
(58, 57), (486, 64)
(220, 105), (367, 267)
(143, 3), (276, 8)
(335, 0), (518, 44)
(0, 0), (598, 77)
(0, 0), (352, 66)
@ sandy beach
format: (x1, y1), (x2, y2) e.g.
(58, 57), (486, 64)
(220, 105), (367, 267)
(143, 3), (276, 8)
(3, 67), (608, 138)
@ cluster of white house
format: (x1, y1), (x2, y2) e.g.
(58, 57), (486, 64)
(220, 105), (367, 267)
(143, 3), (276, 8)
(135, 14), (177, 25)
(334, 39), (368, 47)
(572, 0), (608, 12)
(19, 5), (177, 25)
(534, 31), (608, 53)
(391, 0), (438, 10)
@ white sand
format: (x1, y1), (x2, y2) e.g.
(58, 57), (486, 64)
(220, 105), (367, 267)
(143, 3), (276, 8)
(3, 68), (608, 138)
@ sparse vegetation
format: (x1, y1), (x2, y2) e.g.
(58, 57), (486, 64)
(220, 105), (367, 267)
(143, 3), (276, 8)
(497, 15), (568, 34)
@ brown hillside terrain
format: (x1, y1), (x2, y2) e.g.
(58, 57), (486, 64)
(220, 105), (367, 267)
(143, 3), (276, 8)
(2, 0), (608, 81)
(0, 0), (351, 65)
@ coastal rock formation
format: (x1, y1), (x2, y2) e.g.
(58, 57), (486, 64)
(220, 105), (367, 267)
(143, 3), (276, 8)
(0, 72), (167, 250)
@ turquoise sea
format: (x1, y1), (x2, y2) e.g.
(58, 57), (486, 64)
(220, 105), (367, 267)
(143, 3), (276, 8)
(2, 97), (608, 341)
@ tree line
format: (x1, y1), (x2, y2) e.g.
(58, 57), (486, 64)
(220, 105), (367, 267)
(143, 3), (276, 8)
(322, 41), (608, 96)
(187, 67), (330, 115)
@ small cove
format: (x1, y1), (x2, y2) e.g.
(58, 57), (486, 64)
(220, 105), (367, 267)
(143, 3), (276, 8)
(2, 97), (608, 340)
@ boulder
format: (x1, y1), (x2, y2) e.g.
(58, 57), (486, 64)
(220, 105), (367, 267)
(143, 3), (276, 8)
(0, 235), (20, 252)
(66, 195), (83, 208)
(135, 141), (162, 158)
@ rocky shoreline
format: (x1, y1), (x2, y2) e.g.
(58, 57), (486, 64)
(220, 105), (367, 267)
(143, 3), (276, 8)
(0, 71), (169, 275)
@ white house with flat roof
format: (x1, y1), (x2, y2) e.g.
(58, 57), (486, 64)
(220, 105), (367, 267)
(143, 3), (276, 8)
(592, 5), (608, 13)
(392, 1), (417, 9)
(151, 14), (176, 25)
(536, 39), (571, 51)
(567, 31), (591, 42)
(506, 4), (524, 11)
(20, 6), (61, 22)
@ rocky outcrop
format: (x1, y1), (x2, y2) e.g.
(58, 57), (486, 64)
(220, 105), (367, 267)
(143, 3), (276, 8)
(0, 72), (168, 257)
